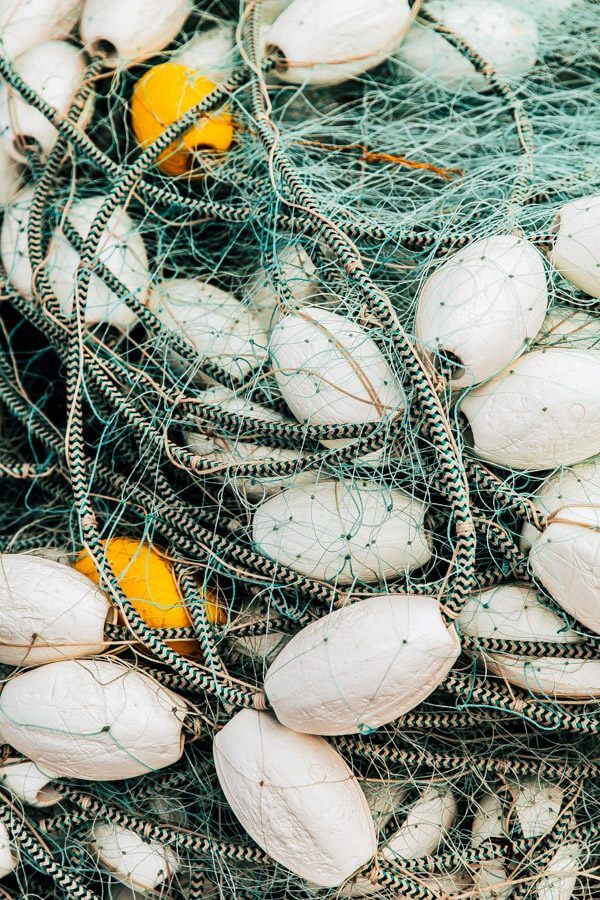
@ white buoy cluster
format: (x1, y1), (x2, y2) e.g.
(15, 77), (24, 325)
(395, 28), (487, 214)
(0, 0), (597, 897)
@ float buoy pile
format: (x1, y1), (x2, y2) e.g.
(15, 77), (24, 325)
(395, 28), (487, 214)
(0, 0), (599, 896)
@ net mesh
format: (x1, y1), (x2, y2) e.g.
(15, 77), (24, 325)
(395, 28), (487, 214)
(0, 0), (599, 897)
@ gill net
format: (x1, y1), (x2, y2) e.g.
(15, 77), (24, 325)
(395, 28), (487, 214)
(0, 0), (599, 897)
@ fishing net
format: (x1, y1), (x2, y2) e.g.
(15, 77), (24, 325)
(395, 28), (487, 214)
(0, 0), (599, 897)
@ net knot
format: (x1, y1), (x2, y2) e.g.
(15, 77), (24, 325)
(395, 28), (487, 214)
(252, 691), (269, 711)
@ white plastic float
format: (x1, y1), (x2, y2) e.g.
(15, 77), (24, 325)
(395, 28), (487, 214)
(381, 785), (457, 862)
(0, 553), (113, 665)
(264, 594), (459, 734)
(459, 348), (600, 470)
(267, 0), (412, 86)
(174, 24), (237, 82)
(0, 40), (93, 162)
(174, 13), (276, 83)
(0, 759), (61, 808)
(537, 843), (584, 900)
(149, 278), (267, 380)
(1, 186), (37, 298)
(185, 385), (314, 502)
(0, 0), (82, 59)
(48, 195), (149, 329)
(0, 659), (187, 791)
(0, 148), (21, 208)
(1, 188), (149, 328)
(536, 306), (600, 350)
(549, 196), (600, 299)
(248, 245), (327, 332)
(525, 456), (600, 635)
(416, 235), (548, 387)
(213, 708), (376, 887)
(90, 824), (180, 894)
(252, 478), (431, 584)
(230, 601), (291, 664)
(397, 0), (539, 91)
(269, 306), (405, 446)
(0, 822), (16, 879)
(81, 0), (191, 66)
(340, 783), (460, 898)
(472, 779), (579, 900)
(458, 584), (600, 698)
(505, 0), (576, 29)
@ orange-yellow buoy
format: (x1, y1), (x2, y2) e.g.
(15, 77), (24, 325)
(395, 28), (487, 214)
(74, 537), (225, 656)
(130, 62), (234, 176)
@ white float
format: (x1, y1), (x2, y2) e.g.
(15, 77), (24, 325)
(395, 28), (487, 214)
(265, 594), (459, 735)
(149, 278), (267, 380)
(1, 187), (149, 330)
(269, 306), (405, 443)
(248, 245), (327, 332)
(175, 17), (274, 83)
(1, 186), (36, 298)
(472, 779), (566, 900)
(397, 0), (539, 91)
(416, 235), (547, 387)
(457, 584), (600, 697)
(0, 553), (112, 666)
(185, 385), (314, 502)
(81, 0), (191, 66)
(230, 601), (291, 664)
(0, 659), (187, 788)
(0, 148), (21, 208)
(213, 708), (376, 887)
(252, 478), (431, 584)
(549, 196), (600, 299)
(174, 25), (237, 82)
(529, 504), (600, 636)
(536, 307), (600, 350)
(0, 759), (61, 807)
(521, 455), (600, 551)
(0, 40), (93, 162)
(0, 821), (16, 879)
(381, 786), (457, 862)
(48, 195), (149, 329)
(459, 348), (600, 470)
(90, 824), (180, 893)
(267, 0), (411, 86)
(537, 843), (583, 900)
(0, 0), (82, 59)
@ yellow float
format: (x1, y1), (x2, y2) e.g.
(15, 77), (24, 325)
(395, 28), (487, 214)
(130, 62), (234, 176)
(74, 537), (225, 656)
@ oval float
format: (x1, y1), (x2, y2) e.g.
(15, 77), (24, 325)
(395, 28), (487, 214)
(529, 504), (600, 635)
(381, 785), (457, 862)
(252, 478), (431, 585)
(416, 235), (547, 387)
(185, 385), (314, 502)
(90, 824), (180, 893)
(549, 195), (600, 299)
(459, 348), (600, 470)
(0, 553), (112, 666)
(0, 0), (82, 59)
(48, 195), (149, 330)
(265, 594), (459, 735)
(0, 40), (92, 162)
(398, 0), (538, 91)
(0, 658), (187, 782)
(149, 278), (267, 380)
(268, 0), (411, 86)
(81, 0), (191, 66)
(213, 708), (376, 887)
(269, 306), (405, 438)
